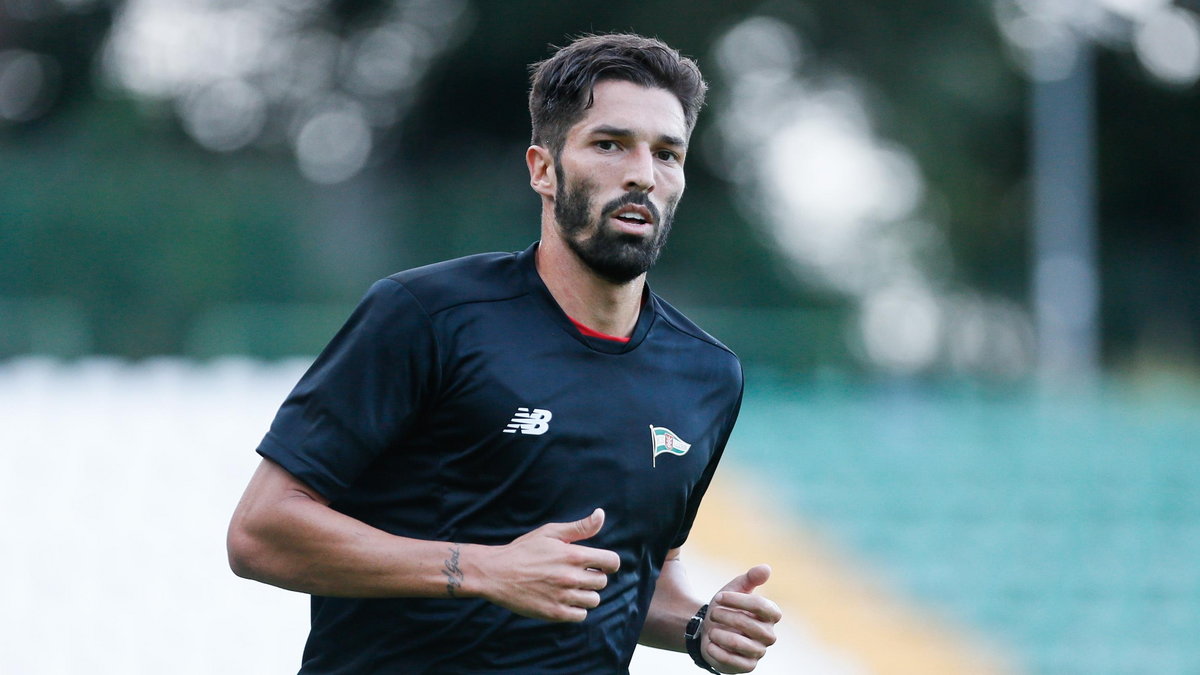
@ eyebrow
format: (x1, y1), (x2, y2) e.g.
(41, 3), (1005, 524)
(589, 124), (687, 150)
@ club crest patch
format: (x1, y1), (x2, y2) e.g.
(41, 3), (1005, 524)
(650, 425), (692, 467)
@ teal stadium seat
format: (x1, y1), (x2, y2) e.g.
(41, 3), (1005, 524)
(733, 377), (1200, 675)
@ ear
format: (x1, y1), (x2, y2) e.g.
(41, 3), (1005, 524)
(526, 145), (556, 199)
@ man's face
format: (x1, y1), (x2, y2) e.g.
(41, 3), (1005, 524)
(551, 80), (688, 284)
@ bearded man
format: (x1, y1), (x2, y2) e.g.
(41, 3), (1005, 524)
(228, 33), (781, 675)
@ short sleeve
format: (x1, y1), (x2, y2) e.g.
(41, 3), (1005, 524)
(668, 364), (744, 550)
(257, 279), (439, 501)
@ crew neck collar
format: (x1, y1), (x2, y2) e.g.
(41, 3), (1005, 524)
(517, 242), (654, 354)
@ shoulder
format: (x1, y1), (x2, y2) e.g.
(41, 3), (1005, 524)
(382, 251), (528, 316)
(651, 293), (736, 356)
(650, 293), (742, 377)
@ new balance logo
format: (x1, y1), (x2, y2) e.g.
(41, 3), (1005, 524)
(503, 407), (553, 435)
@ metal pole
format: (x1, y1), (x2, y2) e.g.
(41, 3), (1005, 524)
(1030, 43), (1100, 381)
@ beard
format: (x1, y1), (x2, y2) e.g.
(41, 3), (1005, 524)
(553, 165), (677, 285)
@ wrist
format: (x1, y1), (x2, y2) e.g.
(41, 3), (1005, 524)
(441, 542), (488, 600)
(685, 603), (718, 673)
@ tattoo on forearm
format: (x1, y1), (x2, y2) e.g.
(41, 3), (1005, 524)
(443, 545), (464, 598)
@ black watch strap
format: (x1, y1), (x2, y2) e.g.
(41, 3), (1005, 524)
(684, 603), (718, 673)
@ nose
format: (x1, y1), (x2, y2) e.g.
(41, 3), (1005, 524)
(623, 144), (655, 193)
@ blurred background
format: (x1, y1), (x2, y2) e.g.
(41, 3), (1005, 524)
(2, 0), (1198, 673)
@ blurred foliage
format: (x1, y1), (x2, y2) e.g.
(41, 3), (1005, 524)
(0, 0), (1197, 373)
(1096, 48), (1200, 364)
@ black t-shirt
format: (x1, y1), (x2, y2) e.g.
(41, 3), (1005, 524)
(258, 243), (743, 674)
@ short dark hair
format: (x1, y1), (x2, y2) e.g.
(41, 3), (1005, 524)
(528, 33), (707, 156)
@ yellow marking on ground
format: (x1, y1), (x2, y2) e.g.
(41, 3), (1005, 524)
(689, 469), (1020, 675)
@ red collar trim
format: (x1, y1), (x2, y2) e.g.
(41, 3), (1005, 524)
(568, 316), (631, 343)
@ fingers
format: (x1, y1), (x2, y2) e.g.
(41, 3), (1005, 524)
(702, 568), (783, 672)
(544, 507), (605, 544)
(529, 508), (620, 572)
(491, 510), (621, 623)
(566, 588), (602, 610)
(489, 508), (624, 623)
(548, 605), (589, 623)
(549, 510), (620, 573)
(718, 563), (771, 594)
(745, 563), (771, 589)
(702, 605), (780, 673)
(703, 639), (764, 674)
(707, 602), (780, 646)
(707, 627), (770, 660)
(577, 547), (621, 574)
(541, 580), (605, 623)
(712, 590), (783, 623)
(578, 567), (611, 591)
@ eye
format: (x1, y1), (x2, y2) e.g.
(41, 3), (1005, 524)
(656, 149), (680, 162)
(595, 140), (619, 152)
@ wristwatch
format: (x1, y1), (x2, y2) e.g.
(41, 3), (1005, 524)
(684, 603), (718, 673)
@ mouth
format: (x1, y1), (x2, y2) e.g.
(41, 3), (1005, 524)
(607, 204), (656, 235)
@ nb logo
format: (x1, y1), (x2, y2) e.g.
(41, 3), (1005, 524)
(503, 407), (553, 435)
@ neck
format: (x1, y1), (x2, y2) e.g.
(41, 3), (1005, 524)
(535, 225), (645, 339)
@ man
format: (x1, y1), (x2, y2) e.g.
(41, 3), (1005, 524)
(227, 33), (781, 674)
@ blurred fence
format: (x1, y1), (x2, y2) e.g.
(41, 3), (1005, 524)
(0, 298), (854, 369)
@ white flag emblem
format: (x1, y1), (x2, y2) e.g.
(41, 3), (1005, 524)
(650, 425), (692, 467)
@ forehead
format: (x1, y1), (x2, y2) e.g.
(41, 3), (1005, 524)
(570, 79), (687, 141)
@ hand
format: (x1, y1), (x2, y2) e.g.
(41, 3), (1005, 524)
(701, 565), (782, 673)
(477, 508), (621, 622)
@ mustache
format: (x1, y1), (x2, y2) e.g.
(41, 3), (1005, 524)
(601, 192), (661, 224)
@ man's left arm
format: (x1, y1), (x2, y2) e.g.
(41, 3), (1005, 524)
(639, 547), (782, 673)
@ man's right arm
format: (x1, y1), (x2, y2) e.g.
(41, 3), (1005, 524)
(226, 458), (620, 622)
